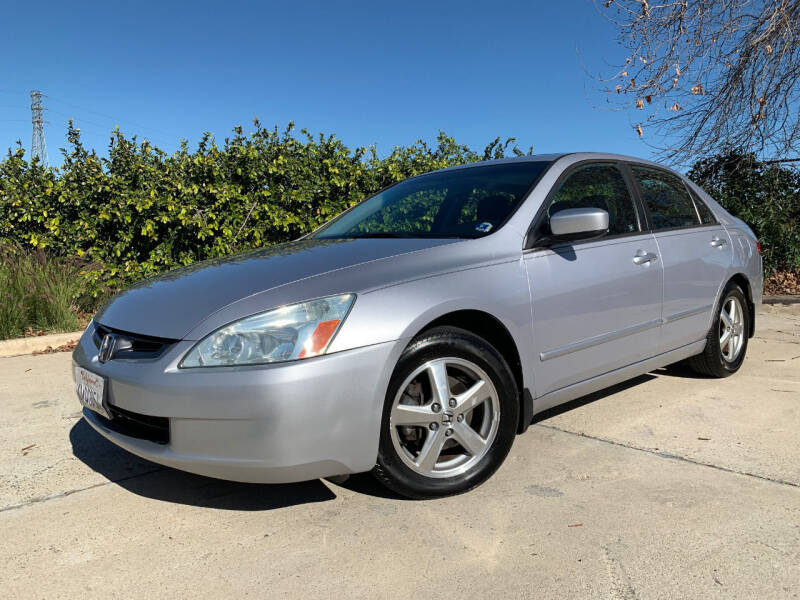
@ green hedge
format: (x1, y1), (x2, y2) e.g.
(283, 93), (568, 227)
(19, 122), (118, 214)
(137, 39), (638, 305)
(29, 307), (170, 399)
(0, 122), (527, 297)
(689, 152), (800, 274)
(2, 125), (793, 302)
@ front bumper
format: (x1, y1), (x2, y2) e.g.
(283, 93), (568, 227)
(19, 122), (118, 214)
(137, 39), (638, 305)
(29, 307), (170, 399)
(73, 324), (403, 483)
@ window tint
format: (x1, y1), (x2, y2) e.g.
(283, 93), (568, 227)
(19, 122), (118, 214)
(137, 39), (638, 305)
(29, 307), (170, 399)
(546, 163), (639, 235)
(689, 188), (717, 224)
(631, 166), (701, 230)
(348, 188), (446, 236)
(313, 162), (549, 239)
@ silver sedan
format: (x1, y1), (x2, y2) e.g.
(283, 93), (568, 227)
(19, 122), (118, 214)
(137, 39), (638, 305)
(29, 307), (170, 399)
(73, 153), (763, 498)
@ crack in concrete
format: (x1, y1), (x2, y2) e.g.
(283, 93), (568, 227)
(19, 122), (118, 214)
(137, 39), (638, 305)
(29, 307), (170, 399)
(0, 467), (165, 513)
(602, 545), (639, 600)
(536, 423), (800, 490)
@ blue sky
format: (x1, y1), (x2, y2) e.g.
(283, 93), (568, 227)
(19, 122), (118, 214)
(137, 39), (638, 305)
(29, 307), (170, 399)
(0, 0), (656, 163)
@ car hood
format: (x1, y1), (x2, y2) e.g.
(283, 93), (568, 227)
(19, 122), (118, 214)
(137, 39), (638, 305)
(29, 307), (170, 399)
(94, 238), (459, 340)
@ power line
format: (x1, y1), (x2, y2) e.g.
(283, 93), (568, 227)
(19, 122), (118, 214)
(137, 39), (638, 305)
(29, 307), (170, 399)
(47, 108), (127, 132)
(45, 107), (172, 147)
(46, 94), (181, 140)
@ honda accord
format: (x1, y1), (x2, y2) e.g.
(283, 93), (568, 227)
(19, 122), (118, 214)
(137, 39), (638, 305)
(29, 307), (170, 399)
(73, 153), (762, 498)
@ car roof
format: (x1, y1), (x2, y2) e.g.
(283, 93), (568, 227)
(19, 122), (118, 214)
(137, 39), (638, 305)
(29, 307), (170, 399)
(427, 152), (672, 174)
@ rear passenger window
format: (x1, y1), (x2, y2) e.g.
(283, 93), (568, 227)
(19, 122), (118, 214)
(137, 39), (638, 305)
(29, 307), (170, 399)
(546, 163), (639, 235)
(631, 166), (701, 230)
(689, 188), (717, 224)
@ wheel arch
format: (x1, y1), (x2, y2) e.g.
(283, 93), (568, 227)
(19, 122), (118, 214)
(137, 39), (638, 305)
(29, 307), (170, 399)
(727, 273), (756, 338)
(412, 309), (533, 434)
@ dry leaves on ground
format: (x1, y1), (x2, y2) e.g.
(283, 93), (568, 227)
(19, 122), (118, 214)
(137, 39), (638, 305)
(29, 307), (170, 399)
(765, 270), (800, 296)
(32, 341), (79, 355)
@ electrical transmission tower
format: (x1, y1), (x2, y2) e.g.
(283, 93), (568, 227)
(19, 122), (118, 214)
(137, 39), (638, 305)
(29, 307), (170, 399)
(30, 90), (49, 166)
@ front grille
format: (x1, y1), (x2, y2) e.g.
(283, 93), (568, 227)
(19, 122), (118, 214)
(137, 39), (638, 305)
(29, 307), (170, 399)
(92, 405), (170, 445)
(92, 323), (177, 360)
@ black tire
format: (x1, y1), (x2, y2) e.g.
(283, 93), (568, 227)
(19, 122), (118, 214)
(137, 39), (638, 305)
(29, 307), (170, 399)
(687, 282), (750, 378)
(372, 326), (518, 499)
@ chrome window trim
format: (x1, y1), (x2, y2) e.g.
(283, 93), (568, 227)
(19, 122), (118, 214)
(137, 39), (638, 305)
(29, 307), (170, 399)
(650, 222), (724, 236)
(522, 229), (656, 256)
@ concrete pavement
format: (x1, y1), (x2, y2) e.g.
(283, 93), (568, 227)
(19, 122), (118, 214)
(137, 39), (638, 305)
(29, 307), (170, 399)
(1, 305), (798, 599)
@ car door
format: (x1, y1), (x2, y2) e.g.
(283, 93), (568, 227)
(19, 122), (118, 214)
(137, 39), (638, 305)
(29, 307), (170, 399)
(523, 161), (663, 398)
(627, 164), (731, 351)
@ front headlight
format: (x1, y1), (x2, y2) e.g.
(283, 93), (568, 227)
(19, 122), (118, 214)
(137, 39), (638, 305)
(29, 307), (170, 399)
(180, 294), (355, 368)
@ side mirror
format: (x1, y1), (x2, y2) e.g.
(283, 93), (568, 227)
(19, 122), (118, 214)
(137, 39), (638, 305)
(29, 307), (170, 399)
(548, 207), (609, 242)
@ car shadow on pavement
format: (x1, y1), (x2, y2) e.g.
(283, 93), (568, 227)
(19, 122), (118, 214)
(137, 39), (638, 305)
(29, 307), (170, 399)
(334, 473), (406, 500)
(532, 373), (657, 423)
(652, 362), (715, 379)
(69, 419), (337, 511)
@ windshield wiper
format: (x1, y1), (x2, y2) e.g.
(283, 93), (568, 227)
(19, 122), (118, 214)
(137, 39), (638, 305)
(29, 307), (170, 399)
(318, 232), (475, 240)
(344, 232), (408, 238)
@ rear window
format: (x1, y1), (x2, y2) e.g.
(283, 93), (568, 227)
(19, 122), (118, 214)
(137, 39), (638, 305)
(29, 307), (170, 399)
(313, 162), (550, 239)
(631, 166), (701, 230)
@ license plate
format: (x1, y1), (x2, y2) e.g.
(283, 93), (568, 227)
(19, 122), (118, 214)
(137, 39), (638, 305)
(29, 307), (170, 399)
(75, 366), (110, 419)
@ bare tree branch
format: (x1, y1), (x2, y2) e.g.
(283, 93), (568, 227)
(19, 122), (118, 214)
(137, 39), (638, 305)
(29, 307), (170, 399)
(594, 0), (800, 164)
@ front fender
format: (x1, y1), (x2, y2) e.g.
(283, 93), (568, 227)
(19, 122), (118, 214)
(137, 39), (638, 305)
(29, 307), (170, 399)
(328, 260), (535, 390)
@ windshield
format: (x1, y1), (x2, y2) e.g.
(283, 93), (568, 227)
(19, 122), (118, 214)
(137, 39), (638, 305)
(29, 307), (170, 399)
(312, 161), (550, 239)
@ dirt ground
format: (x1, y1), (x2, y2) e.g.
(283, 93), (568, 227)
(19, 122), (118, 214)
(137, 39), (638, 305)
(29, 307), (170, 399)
(1, 304), (798, 599)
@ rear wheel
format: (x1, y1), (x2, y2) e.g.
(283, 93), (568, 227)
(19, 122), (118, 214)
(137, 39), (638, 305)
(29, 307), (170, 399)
(687, 282), (750, 377)
(372, 326), (518, 499)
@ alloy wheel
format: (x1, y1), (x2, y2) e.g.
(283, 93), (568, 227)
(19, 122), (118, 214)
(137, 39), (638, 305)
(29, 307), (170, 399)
(719, 296), (745, 362)
(389, 357), (500, 479)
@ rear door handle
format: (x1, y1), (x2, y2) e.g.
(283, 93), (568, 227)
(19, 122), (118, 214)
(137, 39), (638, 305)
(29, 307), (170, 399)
(633, 251), (658, 265)
(711, 236), (727, 248)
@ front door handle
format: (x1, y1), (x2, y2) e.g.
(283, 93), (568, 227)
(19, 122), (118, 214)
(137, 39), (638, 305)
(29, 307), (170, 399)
(711, 236), (727, 248)
(633, 251), (658, 265)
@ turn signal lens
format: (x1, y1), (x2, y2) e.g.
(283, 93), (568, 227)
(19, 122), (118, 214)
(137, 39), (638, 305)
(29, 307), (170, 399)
(298, 320), (341, 358)
(756, 241), (762, 254)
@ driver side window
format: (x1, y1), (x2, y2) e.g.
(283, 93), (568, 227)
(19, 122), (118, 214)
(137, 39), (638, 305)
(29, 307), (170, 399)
(547, 164), (640, 236)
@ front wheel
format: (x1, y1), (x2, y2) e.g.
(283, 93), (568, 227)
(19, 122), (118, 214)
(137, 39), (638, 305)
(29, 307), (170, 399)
(687, 282), (750, 377)
(372, 326), (518, 499)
